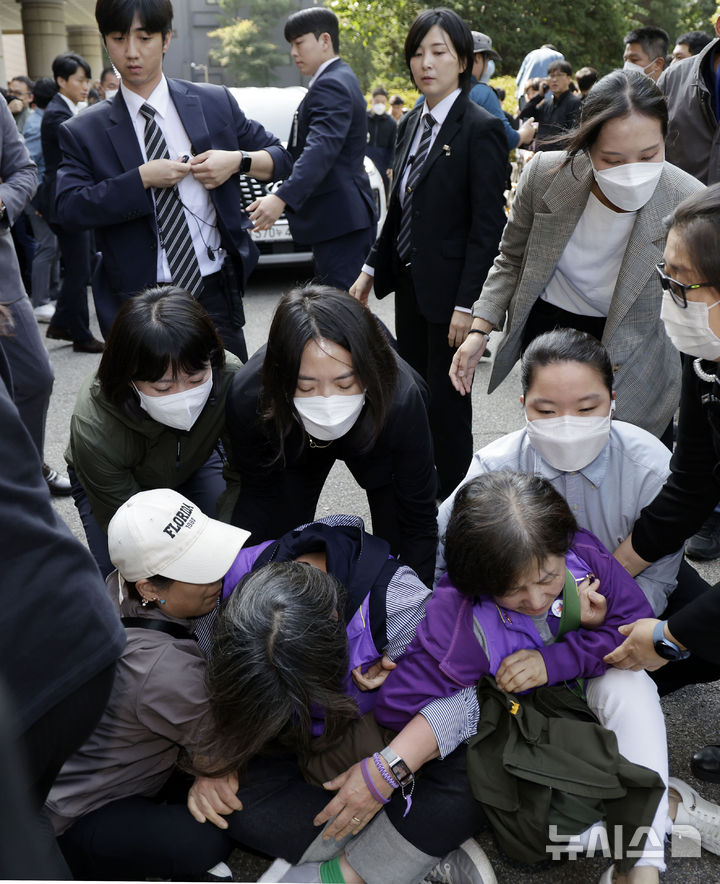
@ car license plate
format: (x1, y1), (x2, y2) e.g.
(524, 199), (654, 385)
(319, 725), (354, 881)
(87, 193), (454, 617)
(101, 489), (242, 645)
(251, 225), (293, 242)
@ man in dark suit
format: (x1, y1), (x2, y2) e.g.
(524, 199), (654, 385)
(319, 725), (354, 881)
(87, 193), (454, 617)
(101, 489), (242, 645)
(248, 7), (376, 291)
(41, 52), (104, 353)
(54, 0), (292, 360)
(350, 8), (507, 497)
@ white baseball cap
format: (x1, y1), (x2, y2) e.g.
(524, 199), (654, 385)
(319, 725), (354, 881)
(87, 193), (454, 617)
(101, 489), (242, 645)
(108, 489), (250, 583)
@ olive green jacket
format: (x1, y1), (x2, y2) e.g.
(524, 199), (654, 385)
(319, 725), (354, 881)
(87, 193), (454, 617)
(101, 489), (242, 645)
(66, 354), (242, 531)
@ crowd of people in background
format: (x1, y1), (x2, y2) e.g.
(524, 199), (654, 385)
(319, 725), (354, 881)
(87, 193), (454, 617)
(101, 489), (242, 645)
(5, 0), (720, 882)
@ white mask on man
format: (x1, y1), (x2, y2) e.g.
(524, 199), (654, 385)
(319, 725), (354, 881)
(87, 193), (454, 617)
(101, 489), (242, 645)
(134, 375), (213, 431)
(294, 393), (366, 441)
(623, 60), (653, 77)
(592, 161), (664, 212)
(525, 403), (614, 472)
(372, 102), (386, 115)
(104, 88), (119, 101)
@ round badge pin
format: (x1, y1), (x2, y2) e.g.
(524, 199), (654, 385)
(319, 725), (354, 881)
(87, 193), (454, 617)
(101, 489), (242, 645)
(551, 599), (564, 618)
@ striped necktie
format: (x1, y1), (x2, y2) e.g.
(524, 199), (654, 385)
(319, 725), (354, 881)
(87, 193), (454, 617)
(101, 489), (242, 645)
(139, 103), (204, 299)
(397, 113), (436, 263)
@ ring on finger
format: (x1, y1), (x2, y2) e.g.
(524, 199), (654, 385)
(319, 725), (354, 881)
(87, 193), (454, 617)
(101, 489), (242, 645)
(351, 816), (361, 824)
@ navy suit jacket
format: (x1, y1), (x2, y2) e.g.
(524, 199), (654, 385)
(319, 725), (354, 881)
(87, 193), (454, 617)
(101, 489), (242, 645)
(39, 92), (73, 226)
(54, 79), (292, 300)
(277, 58), (376, 245)
(368, 92), (508, 324)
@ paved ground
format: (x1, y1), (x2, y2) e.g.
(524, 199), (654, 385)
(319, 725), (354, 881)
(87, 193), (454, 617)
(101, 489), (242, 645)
(43, 267), (720, 883)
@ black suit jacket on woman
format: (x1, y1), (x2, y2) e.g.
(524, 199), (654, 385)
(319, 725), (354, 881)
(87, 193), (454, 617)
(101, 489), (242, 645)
(367, 92), (508, 324)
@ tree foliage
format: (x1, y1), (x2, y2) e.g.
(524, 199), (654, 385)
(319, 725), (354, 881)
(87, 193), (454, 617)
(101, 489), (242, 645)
(676, 0), (717, 34)
(209, 0), (296, 86)
(329, 0), (669, 91)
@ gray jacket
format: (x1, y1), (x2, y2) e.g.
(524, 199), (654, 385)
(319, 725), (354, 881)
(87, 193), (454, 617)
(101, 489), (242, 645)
(472, 151), (704, 438)
(658, 39), (720, 184)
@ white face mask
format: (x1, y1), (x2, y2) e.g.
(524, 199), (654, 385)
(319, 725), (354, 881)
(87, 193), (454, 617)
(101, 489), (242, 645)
(623, 60), (654, 77)
(480, 59), (495, 83)
(104, 88), (119, 101)
(294, 393), (366, 441)
(76, 100), (88, 111)
(525, 403), (614, 472)
(372, 102), (386, 115)
(660, 291), (720, 361)
(591, 161), (664, 212)
(134, 375), (213, 431)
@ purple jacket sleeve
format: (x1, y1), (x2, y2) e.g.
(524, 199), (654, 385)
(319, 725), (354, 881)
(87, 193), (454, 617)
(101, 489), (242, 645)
(374, 581), (490, 732)
(221, 540), (274, 598)
(538, 528), (654, 684)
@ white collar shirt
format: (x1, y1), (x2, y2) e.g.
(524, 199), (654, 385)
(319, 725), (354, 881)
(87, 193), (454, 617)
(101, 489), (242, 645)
(122, 77), (223, 282)
(308, 56), (340, 88)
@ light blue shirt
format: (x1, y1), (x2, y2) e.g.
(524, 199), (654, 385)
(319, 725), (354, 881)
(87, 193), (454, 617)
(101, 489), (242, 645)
(436, 421), (682, 615)
(468, 77), (519, 150)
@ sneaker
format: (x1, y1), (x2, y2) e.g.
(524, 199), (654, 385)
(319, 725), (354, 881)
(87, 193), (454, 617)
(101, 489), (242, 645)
(424, 838), (497, 883)
(685, 512), (720, 560)
(669, 776), (720, 855)
(33, 303), (55, 323)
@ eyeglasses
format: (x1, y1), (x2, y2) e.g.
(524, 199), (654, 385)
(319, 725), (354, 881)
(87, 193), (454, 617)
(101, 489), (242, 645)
(655, 262), (715, 308)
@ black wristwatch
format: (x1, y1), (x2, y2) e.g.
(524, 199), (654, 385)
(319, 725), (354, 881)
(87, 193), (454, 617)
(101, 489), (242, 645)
(380, 746), (414, 787)
(239, 152), (252, 174)
(652, 620), (690, 661)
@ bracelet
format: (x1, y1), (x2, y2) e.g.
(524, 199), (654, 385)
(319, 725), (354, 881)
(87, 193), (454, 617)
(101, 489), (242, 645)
(373, 753), (399, 789)
(361, 757), (390, 805)
(467, 329), (491, 340)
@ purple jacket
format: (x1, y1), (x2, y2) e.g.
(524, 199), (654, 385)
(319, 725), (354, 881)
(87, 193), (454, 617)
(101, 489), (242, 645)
(375, 527), (653, 732)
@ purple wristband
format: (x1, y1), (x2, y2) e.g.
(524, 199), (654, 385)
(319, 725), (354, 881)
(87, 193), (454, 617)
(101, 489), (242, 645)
(361, 757), (390, 805)
(373, 752), (399, 788)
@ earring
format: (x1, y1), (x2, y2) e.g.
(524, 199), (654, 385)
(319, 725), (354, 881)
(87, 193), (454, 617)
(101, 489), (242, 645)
(158, 599), (166, 606)
(141, 598), (149, 607)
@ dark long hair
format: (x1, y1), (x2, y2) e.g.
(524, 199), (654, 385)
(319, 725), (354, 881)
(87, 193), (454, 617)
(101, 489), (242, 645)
(260, 285), (397, 461)
(445, 472), (577, 599)
(97, 286), (224, 415)
(200, 562), (357, 775)
(668, 183), (720, 285)
(563, 69), (668, 164)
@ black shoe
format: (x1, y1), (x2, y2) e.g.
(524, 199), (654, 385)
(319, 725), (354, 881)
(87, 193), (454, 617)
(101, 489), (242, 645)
(691, 744), (720, 783)
(42, 464), (72, 497)
(72, 337), (105, 354)
(685, 512), (720, 560)
(46, 324), (73, 341)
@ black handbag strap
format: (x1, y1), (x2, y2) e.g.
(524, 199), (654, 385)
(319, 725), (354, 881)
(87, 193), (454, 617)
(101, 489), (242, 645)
(121, 616), (196, 642)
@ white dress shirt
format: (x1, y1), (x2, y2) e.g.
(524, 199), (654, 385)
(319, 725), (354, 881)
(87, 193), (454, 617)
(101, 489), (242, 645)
(121, 77), (223, 282)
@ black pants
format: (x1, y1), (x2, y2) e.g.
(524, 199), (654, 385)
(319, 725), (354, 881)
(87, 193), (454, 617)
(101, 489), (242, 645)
(53, 228), (93, 344)
(312, 225), (376, 292)
(651, 559), (720, 695)
(198, 269), (247, 362)
(393, 261), (472, 498)
(58, 792), (233, 880)
(225, 746), (488, 864)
